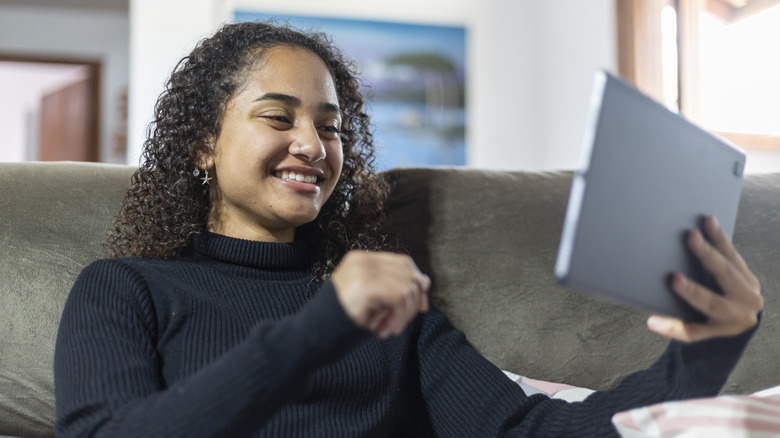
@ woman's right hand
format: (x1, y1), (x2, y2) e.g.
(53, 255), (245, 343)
(331, 250), (431, 338)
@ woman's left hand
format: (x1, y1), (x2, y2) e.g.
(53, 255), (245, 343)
(647, 215), (764, 342)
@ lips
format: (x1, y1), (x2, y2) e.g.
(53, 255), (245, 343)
(275, 170), (318, 184)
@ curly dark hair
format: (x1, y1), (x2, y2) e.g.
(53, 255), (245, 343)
(107, 20), (396, 277)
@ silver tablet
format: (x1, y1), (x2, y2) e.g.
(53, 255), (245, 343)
(555, 71), (746, 322)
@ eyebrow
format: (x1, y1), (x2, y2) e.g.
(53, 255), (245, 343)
(254, 92), (341, 115)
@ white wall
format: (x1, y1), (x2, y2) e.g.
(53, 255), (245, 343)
(0, 5), (130, 163)
(127, 0), (219, 166)
(128, 0), (617, 170)
(744, 149), (780, 174)
(472, 0), (617, 170)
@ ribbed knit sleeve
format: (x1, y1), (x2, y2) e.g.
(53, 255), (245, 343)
(54, 230), (759, 437)
(54, 259), (366, 438)
(415, 303), (757, 437)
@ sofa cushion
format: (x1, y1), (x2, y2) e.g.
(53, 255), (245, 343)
(0, 162), (135, 438)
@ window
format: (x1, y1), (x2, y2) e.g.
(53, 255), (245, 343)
(617, 0), (780, 151)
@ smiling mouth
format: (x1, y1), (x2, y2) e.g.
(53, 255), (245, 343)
(275, 170), (319, 184)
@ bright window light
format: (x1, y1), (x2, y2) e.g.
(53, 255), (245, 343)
(699, 5), (780, 136)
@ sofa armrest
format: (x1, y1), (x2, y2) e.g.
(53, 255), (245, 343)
(0, 162), (135, 438)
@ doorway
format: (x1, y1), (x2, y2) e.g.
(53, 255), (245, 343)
(0, 55), (101, 162)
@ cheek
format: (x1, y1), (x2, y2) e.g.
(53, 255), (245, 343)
(330, 144), (345, 178)
(213, 153), (254, 196)
(321, 148), (344, 202)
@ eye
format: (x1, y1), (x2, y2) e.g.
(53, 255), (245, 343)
(319, 125), (340, 134)
(263, 114), (292, 124)
(318, 121), (341, 138)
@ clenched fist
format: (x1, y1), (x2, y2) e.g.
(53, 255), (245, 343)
(331, 251), (431, 338)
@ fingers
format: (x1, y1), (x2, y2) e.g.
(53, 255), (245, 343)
(653, 271), (761, 343)
(648, 216), (763, 343)
(414, 269), (431, 313)
(647, 315), (729, 343)
(671, 272), (732, 319)
(373, 254), (430, 336)
(687, 217), (762, 307)
(701, 216), (759, 289)
(374, 274), (427, 338)
(687, 228), (752, 300)
(650, 273), (753, 342)
(332, 250), (431, 339)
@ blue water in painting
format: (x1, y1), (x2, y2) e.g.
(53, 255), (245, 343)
(369, 100), (465, 170)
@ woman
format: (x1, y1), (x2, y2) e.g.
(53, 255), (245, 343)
(54, 21), (763, 437)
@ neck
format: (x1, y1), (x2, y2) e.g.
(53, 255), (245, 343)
(206, 218), (295, 243)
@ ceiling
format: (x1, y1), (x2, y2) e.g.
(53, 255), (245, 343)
(0, 0), (127, 12)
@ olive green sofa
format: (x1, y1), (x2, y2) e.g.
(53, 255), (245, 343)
(1, 161), (778, 437)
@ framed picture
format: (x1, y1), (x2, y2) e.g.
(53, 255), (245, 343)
(235, 10), (467, 170)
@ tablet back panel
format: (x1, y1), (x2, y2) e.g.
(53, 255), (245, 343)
(555, 71), (746, 322)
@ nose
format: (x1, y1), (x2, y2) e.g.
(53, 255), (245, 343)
(290, 123), (326, 162)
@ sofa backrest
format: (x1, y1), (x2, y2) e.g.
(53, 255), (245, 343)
(1, 162), (778, 437)
(383, 168), (780, 395)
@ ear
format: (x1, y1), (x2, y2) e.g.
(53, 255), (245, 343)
(196, 137), (217, 170)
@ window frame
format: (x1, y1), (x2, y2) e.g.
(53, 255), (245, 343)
(616, 0), (780, 150)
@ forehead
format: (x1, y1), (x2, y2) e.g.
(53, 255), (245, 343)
(239, 46), (338, 100)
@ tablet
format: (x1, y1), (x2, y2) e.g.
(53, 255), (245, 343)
(554, 71), (746, 322)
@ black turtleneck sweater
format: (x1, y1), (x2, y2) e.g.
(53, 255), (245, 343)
(54, 232), (755, 437)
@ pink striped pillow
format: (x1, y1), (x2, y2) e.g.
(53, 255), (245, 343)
(502, 370), (595, 402)
(613, 386), (780, 437)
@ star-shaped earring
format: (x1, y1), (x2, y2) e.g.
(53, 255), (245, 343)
(201, 169), (212, 185)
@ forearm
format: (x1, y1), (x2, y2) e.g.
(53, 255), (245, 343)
(55, 269), (365, 438)
(515, 319), (759, 437)
(417, 304), (758, 437)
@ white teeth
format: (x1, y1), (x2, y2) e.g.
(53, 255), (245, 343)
(277, 171), (317, 184)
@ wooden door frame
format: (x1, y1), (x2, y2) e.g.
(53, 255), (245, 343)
(0, 53), (102, 161)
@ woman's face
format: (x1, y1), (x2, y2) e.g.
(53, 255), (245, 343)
(203, 46), (344, 242)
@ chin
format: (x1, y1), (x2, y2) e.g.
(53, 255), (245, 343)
(279, 201), (328, 230)
(287, 212), (322, 229)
